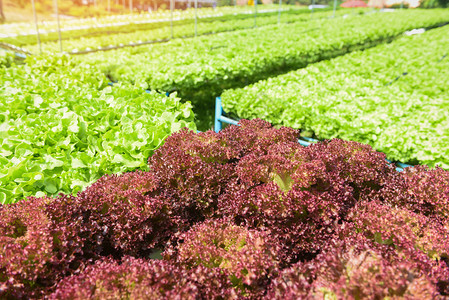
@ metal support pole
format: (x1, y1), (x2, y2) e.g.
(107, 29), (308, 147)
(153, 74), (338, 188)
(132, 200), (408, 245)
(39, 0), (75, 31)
(170, 0), (174, 39)
(194, 0), (198, 36)
(129, 0), (132, 13)
(31, 0), (42, 55)
(278, 0), (282, 24)
(311, 0), (315, 18)
(400, 0), (403, 8)
(54, 0), (63, 52)
(254, 0), (257, 27)
(332, 0), (337, 17)
(0, 0), (5, 22)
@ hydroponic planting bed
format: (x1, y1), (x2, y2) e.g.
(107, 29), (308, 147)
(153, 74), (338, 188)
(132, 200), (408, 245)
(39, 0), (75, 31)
(0, 5), (307, 45)
(1, 8), (449, 299)
(0, 55), (195, 204)
(221, 24), (449, 169)
(24, 8), (348, 55)
(2, 120), (449, 299)
(76, 9), (449, 130)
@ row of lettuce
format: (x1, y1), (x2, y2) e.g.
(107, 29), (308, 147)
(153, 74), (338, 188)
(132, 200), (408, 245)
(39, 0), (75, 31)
(1, 6), (314, 48)
(1, 9), (448, 204)
(76, 9), (449, 130)
(1, 5), (307, 37)
(0, 8), (346, 204)
(0, 50), (17, 68)
(0, 56), (196, 204)
(24, 8), (351, 55)
(221, 24), (449, 169)
(2, 120), (449, 299)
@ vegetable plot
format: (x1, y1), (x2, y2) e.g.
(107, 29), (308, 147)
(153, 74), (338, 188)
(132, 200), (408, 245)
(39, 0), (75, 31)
(78, 9), (449, 130)
(2, 120), (448, 299)
(221, 25), (449, 169)
(0, 55), (196, 204)
(24, 8), (348, 55)
(0, 6), (310, 47)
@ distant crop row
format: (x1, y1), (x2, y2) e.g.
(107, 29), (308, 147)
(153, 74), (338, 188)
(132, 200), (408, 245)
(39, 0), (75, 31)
(1, 6), (313, 47)
(221, 24), (449, 169)
(24, 8), (349, 54)
(1, 5), (305, 37)
(0, 55), (195, 204)
(76, 9), (449, 130)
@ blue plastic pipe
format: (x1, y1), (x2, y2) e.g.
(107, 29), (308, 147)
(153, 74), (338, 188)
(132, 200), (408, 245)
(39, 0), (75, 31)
(214, 95), (412, 172)
(215, 97), (223, 133)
